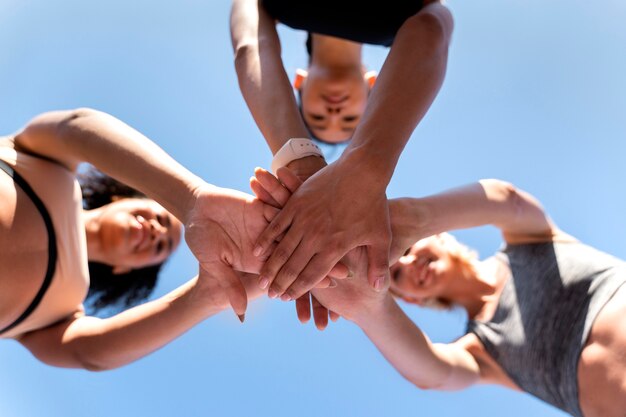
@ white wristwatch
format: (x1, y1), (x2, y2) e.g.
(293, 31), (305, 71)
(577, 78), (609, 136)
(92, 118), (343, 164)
(270, 138), (325, 174)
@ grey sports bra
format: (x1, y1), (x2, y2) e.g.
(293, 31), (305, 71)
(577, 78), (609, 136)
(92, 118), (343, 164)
(467, 241), (626, 417)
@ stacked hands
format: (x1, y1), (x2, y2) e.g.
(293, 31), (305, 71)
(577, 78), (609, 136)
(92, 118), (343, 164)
(185, 160), (417, 329)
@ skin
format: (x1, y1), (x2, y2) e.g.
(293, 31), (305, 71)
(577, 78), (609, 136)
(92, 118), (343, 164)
(298, 35), (370, 143)
(83, 198), (183, 273)
(254, 168), (626, 417)
(231, 0), (454, 302)
(0, 108), (280, 369)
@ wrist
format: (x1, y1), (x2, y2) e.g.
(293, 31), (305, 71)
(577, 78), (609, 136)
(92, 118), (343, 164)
(352, 294), (397, 329)
(389, 198), (429, 262)
(271, 138), (325, 175)
(337, 146), (394, 189)
(286, 155), (327, 181)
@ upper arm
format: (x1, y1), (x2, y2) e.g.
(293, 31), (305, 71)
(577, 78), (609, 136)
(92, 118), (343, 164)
(14, 108), (98, 172)
(427, 340), (482, 390)
(479, 179), (568, 244)
(230, 0), (279, 54)
(398, 1), (454, 52)
(16, 309), (105, 370)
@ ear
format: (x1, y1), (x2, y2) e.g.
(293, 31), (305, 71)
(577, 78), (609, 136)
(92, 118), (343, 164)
(364, 70), (377, 89)
(112, 265), (132, 275)
(293, 68), (308, 90)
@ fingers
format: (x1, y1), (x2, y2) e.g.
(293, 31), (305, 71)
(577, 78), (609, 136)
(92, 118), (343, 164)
(250, 177), (281, 208)
(311, 295), (329, 331)
(281, 252), (341, 301)
(327, 262), (350, 280)
(254, 167), (292, 207)
(329, 310), (340, 322)
(258, 231), (302, 292)
(367, 242), (391, 292)
(275, 167), (303, 192)
(253, 209), (294, 257)
(205, 262), (248, 321)
(267, 241), (314, 300)
(295, 292), (311, 324)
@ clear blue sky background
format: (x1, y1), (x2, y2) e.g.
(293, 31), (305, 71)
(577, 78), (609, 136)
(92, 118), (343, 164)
(1, 1), (625, 416)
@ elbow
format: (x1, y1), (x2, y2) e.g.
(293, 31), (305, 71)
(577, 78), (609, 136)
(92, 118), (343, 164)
(403, 6), (454, 55)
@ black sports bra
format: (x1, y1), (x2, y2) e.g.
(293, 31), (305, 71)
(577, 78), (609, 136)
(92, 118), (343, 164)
(0, 159), (57, 335)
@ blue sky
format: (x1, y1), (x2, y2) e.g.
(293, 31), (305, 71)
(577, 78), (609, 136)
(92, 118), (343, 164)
(1, 1), (625, 416)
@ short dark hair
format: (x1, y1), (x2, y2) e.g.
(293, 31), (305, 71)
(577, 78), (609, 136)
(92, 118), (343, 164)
(79, 167), (162, 316)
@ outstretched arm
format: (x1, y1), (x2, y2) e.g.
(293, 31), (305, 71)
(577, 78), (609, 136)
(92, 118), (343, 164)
(14, 108), (278, 316)
(388, 179), (565, 254)
(18, 270), (264, 370)
(253, 2), (454, 301)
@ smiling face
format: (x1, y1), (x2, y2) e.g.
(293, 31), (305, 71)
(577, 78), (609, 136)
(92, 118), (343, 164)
(95, 198), (182, 271)
(390, 234), (477, 307)
(299, 68), (370, 143)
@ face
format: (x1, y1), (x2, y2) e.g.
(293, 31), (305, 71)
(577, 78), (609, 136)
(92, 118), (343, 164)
(96, 198), (182, 271)
(390, 236), (457, 304)
(300, 68), (369, 143)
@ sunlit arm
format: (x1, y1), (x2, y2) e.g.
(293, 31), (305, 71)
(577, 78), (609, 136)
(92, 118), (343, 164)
(340, 2), (454, 183)
(230, 0), (310, 154)
(17, 271), (263, 371)
(389, 179), (563, 259)
(13, 108), (205, 224)
(352, 295), (481, 390)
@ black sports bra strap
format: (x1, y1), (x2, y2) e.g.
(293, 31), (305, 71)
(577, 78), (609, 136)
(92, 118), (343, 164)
(0, 159), (58, 335)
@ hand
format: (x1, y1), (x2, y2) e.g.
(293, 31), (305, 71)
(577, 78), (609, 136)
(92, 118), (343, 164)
(250, 167), (344, 330)
(253, 159), (392, 301)
(184, 184), (278, 319)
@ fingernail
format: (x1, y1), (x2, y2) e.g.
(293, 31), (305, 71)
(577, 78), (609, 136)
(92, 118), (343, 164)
(374, 277), (385, 292)
(253, 246), (263, 257)
(280, 293), (292, 302)
(237, 313), (245, 323)
(346, 270), (354, 279)
(259, 276), (269, 289)
(329, 279), (338, 288)
(268, 288), (278, 299)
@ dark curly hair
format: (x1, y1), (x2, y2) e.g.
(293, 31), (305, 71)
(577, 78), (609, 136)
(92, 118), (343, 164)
(80, 167), (164, 317)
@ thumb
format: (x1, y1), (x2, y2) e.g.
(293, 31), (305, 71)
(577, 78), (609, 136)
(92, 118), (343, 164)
(367, 242), (390, 292)
(203, 262), (248, 322)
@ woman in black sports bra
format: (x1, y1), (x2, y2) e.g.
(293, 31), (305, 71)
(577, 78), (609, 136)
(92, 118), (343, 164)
(0, 108), (288, 369)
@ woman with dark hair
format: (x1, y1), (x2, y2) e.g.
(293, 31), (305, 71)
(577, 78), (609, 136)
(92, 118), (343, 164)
(230, 0), (454, 312)
(252, 167), (626, 417)
(79, 169), (170, 315)
(0, 108), (288, 369)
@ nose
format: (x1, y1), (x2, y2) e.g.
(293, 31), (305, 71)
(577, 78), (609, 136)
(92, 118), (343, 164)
(326, 105), (343, 114)
(149, 219), (167, 242)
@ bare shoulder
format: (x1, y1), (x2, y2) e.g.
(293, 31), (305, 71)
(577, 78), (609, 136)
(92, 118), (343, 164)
(452, 333), (521, 390)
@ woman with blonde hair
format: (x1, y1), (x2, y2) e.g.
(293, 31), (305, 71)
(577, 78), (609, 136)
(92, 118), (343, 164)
(252, 167), (626, 417)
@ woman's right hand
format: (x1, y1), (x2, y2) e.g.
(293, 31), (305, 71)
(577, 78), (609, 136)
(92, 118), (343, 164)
(184, 184), (278, 320)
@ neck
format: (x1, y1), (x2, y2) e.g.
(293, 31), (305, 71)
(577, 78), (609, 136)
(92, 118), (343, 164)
(310, 34), (363, 71)
(83, 209), (106, 263)
(445, 258), (509, 320)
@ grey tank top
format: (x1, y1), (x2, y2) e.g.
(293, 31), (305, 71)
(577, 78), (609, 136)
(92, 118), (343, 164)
(467, 241), (626, 417)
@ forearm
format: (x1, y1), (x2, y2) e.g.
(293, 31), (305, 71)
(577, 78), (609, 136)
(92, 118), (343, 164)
(32, 277), (229, 371)
(390, 180), (555, 245)
(231, 0), (309, 153)
(353, 295), (477, 390)
(14, 109), (205, 223)
(341, 4), (453, 181)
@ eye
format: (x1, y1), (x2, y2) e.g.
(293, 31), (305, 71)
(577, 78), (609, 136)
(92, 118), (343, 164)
(343, 116), (358, 123)
(309, 114), (325, 121)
